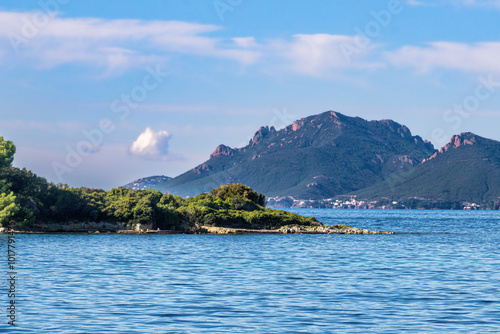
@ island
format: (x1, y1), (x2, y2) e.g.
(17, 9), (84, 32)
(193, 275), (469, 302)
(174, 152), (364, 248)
(0, 137), (391, 234)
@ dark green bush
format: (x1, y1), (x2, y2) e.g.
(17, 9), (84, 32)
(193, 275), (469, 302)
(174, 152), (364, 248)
(210, 183), (266, 207)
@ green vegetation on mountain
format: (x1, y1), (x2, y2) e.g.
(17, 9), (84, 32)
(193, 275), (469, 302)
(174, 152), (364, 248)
(155, 111), (436, 199)
(355, 133), (500, 208)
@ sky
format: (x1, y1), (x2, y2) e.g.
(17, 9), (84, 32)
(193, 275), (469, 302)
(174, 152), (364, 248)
(1, 0), (499, 189)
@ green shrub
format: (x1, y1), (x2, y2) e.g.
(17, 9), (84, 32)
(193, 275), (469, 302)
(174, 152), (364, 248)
(333, 224), (351, 229)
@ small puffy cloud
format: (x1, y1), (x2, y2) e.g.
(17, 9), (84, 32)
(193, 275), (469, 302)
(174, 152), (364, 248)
(130, 127), (171, 159)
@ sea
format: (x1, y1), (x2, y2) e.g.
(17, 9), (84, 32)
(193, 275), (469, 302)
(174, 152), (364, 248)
(1, 209), (499, 333)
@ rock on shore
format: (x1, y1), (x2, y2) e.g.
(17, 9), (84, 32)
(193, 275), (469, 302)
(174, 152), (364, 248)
(196, 224), (393, 235)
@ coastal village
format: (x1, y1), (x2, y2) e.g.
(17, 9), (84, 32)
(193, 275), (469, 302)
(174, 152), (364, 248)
(268, 196), (401, 209)
(267, 196), (495, 210)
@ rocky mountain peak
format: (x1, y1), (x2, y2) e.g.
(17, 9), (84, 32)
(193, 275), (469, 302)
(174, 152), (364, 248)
(376, 119), (412, 139)
(210, 144), (235, 159)
(249, 126), (277, 147)
(291, 120), (305, 131)
(449, 132), (478, 148)
(423, 132), (479, 163)
(440, 132), (478, 153)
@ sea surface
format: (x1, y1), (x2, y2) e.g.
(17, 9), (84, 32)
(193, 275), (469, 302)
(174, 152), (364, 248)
(1, 209), (499, 333)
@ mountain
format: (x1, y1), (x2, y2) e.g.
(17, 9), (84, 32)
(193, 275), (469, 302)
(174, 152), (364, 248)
(155, 111), (436, 199)
(124, 175), (171, 190)
(354, 133), (500, 204)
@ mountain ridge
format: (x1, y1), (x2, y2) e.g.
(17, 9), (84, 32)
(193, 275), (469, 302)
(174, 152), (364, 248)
(354, 132), (500, 205)
(153, 111), (436, 199)
(124, 111), (500, 207)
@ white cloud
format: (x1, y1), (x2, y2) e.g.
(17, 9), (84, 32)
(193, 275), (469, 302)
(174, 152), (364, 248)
(130, 127), (172, 160)
(232, 37), (258, 48)
(386, 42), (500, 74)
(0, 11), (384, 78)
(0, 11), (260, 74)
(0, 10), (393, 80)
(269, 34), (382, 77)
(6, 10), (498, 80)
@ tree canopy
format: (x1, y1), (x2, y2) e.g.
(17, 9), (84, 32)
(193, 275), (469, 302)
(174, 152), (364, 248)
(0, 137), (16, 168)
(0, 192), (20, 227)
(209, 183), (266, 207)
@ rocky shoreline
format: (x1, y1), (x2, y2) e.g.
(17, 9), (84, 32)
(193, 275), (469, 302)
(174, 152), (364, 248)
(194, 224), (394, 235)
(1, 224), (394, 235)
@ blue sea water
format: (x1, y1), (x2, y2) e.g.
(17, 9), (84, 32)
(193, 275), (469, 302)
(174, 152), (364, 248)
(1, 209), (499, 333)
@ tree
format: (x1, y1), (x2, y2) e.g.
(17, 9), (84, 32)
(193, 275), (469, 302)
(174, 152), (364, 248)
(209, 183), (266, 207)
(0, 137), (16, 168)
(0, 192), (20, 227)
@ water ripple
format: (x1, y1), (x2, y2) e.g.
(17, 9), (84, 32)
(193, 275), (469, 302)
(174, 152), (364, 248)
(0, 210), (498, 333)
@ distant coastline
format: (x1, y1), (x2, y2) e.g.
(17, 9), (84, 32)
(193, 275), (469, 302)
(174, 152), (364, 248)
(267, 197), (500, 210)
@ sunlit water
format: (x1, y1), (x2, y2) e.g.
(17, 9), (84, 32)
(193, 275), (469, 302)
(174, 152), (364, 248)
(1, 210), (499, 333)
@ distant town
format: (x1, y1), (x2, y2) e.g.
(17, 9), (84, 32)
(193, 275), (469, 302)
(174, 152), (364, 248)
(267, 196), (493, 210)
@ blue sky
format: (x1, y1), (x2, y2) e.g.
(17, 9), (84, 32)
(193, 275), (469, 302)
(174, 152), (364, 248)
(1, 0), (499, 189)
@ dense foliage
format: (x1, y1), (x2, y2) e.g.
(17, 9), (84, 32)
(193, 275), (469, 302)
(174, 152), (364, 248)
(209, 183), (266, 207)
(0, 165), (317, 230)
(0, 137), (16, 168)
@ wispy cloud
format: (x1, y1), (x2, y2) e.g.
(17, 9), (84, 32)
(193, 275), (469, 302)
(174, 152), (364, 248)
(1, 119), (93, 133)
(406, 0), (427, 6)
(386, 42), (500, 74)
(268, 34), (382, 77)
(406, 0), (500, 8)
(0, 11), (385, 78)
(1, 119), (55, 132)
(464, 0), (500, 8)
(0, 11), (260, 75)
(1, 11), (497, 80)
